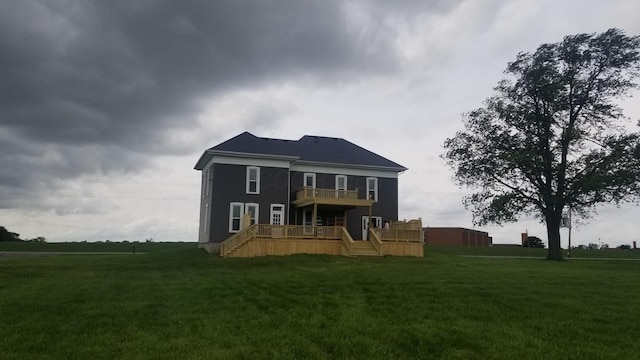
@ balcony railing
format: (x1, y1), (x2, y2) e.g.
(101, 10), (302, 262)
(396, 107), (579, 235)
(292, 187), (374, 207)
(297, 187), (360, 200)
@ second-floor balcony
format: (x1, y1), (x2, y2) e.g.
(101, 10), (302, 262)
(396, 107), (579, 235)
(291, 187), (375, 208)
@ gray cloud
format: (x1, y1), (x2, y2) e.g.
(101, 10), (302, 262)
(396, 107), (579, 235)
(0, 0), (461, 210)
(0, 1), (407, 150)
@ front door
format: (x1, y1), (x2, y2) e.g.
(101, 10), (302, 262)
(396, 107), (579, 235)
(270, 204), (285, 225)
(361, 216), (382, 240)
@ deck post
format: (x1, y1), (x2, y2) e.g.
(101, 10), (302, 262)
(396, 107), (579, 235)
(313, 203), (318, 239)
(367, 204), (372, 241)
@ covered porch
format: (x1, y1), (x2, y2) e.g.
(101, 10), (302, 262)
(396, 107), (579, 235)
(291, 186), (375, 241)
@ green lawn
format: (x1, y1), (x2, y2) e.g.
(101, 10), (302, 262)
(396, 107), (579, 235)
(1, 243), (639, 359)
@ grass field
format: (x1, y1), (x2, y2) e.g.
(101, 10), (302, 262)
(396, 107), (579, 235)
(1, 243), (639, 359)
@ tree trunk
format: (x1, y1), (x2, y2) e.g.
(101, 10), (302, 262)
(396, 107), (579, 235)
(545, 215), (564, 261)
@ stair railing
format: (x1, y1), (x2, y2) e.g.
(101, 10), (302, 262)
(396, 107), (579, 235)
(219, 224), (257, 257)
(369, 229), (383, 255)
(340, 227), (355, 255)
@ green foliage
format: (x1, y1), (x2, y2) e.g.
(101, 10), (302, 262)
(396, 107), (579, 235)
(443, 29), (640, 260)
(0, 226), (22, 242)
(523, 236), (545, 248)
(1, 247), (640, 359)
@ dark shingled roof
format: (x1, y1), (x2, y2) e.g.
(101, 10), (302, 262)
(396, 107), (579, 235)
(208, 132), (406, 170)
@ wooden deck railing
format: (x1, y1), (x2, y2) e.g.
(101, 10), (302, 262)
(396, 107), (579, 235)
(296, 187), (362, 201)
(252, 224), (342, 240)
(221, 224), (381, 256)
(341, 227), (355, 254)
(368, 228), (383, 253)
(373, 229), (423, 242)
(220, 224), (257, 256)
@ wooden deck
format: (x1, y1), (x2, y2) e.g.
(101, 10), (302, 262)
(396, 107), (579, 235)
(218, 224), (423, 258)
(291, 187), (375, 208)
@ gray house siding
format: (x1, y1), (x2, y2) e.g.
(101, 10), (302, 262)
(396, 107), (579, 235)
(208, 163), (289, 244)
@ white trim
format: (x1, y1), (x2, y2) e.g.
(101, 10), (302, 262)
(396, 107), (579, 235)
(303, 173), (316, 188)
(229, 202), (245, 233)
(198, 153), (404, 176)
(362, 216), (383, 240)
(270, 204), (285, 225)
(366, 177), (378, 202)
(208, 155), (291, 169)
(195, 150), (297, 170)
(246, 166), (260, 194)
(203, 168), (211, 198)
(201, 171), (206, 199)
(292, 163), (399, 179)
(294, 160), (406, 173)
(245, 203), (259, 225)
(212, 150), (298, 161)
(335, 175), (347, 191)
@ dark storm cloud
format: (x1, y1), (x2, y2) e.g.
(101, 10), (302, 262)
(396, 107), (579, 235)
(0, 0), (402, 149)
(0, 0), (458, 208)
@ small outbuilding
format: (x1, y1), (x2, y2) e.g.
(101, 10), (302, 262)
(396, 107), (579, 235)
(423, 227), (492, 247)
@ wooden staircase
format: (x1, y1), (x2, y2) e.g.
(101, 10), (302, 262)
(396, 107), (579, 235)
(349, 241), (382, 257)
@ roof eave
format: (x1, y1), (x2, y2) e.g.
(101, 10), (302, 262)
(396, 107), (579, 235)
(294, 160), (408, 173)
(194, 149), (300, 170)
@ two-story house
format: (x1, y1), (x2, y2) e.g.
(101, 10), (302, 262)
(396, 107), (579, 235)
(194, 132), (423, 257)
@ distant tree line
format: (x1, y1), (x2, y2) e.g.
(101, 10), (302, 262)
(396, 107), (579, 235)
(0, 226), (46, 242)
(522, 236), (545, 248)
(572, 243), (634, 250)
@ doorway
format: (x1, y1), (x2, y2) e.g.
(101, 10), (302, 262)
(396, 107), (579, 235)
(361, 216), (382, 240)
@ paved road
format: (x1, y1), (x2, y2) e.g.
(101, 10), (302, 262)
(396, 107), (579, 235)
(459, 255), (640, 261)
(0, 251), (143, 260)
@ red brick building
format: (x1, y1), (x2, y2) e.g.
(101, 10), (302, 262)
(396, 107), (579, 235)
(423, 227), (492, 247)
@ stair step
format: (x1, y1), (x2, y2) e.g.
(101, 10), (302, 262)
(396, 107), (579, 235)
(348, 241), (381, 256)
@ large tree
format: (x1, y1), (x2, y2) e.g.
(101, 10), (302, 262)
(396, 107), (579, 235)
(443, 29), (640, 260)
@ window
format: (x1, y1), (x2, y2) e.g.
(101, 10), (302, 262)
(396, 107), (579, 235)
(229, 203), (260, 232)
(229, 202), (244, 232)
(246, 166), (260, 194)
(366, 177), (378, 201)
(335, 175), (347, 193)
(303, 173), (316, 188)
(245, 203), (259, 225)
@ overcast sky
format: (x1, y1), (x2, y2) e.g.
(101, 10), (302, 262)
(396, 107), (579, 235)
(1, 0), (639, 247)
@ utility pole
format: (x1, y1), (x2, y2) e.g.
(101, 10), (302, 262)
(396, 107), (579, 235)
(568, 206), (572, 257)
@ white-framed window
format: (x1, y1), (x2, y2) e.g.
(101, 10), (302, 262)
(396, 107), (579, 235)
(245, 203), (259, 226)
(246, 166), (260, 194)
(335, 175), (347, 191)
(303, 173), (316, 188)
(229, 202), (245, 233)
(366, 177), (378, 201)
(270, 204), (285, 225)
